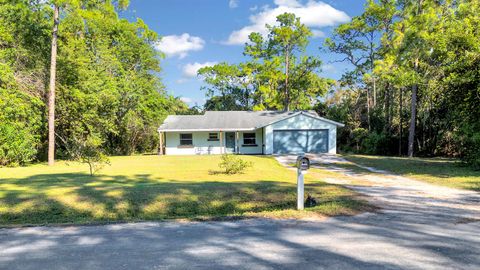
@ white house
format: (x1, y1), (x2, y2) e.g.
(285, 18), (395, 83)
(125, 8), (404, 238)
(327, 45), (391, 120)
(157, 111), (344, 155)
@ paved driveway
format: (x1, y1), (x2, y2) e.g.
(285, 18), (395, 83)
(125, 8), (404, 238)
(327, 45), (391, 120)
(1, 156), (479, 270)
(276, 154), (480, 225)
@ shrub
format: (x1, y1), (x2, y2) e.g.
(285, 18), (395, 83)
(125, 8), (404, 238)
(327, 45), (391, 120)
(461, 130), (480, 170)
(362, 131), (390, 155)
(0, 123), (37, 167)
(351, 128), (368, 152)
(70, 135), (111, 176)
(218, 154), (253, 174)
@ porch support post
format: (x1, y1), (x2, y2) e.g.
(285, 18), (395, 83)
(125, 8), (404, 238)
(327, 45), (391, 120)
(235, 131), (239, 154)
(219, 131), (223, 154)
(158, 131), (163, 155)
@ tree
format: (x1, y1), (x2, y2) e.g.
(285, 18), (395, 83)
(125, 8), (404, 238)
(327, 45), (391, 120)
(265, 13), (312, 111)
(67, 134), (110, 176)
(47, 3), (59, 166)
(0, 0), (188, 166)
(325, 0), (390, 130)
(200, 13), (330, 112)
(198, 62), (251, 110)
(323, 0), (480, 167)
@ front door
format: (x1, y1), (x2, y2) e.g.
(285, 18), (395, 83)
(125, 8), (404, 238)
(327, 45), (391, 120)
(225, 132), (236, 153)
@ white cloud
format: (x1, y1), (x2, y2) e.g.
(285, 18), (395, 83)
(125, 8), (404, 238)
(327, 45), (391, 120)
(225, 0), (350, 45)
(155, 33), (205, 58)
(182, 61), (218, 78)
(229, 0), (238, 8)
(180, 97), (193, 103)
(322, 64), (336, 73)
(176, 78), (187, 84)
(311, 29), (325, 38)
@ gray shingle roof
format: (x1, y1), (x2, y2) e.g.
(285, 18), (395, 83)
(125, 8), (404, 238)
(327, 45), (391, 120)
(158, 111), (343, 131)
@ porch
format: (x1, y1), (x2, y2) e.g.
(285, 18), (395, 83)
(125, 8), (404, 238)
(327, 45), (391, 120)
(159, 129), (264, 155)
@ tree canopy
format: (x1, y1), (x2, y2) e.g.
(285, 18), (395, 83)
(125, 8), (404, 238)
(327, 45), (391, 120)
(323, 0), (480, 167)
(199, 13), (333, 112)
(1, 1), (479, 168)
(0, 0), (188, 166)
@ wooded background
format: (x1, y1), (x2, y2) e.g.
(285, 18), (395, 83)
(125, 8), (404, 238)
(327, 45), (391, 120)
(1, 0), (479, 168)
(197, 0), (480, 168)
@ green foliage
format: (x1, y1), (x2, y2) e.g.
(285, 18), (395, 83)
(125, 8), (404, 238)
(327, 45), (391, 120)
(199, 13), (331, 111)
(0, 82), (43, 167)
(323, 0), (480, 168)
(0, 124), (37, 167)
(0, 0), (188, 166)
(351, 128), (368, 152)
(361, 132), (389, 155)
(70, 135), (111, 176)
(218, 154), (253, 174)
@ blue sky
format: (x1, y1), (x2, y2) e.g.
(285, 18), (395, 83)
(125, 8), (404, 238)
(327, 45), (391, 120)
(122, 0), (366, 106)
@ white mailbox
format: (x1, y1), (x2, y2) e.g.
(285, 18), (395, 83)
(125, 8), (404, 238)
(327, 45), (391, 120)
(296, 155), (309, 210)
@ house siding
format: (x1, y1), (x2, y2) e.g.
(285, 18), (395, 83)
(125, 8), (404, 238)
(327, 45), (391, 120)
(165, 132), (223, 155)
(264, 114), (338, 154)
(237, 129), (263, 154)
(164, 130), (263, 155)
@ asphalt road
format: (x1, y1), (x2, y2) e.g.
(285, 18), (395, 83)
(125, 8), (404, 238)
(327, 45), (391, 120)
(0, 211), (479, 270)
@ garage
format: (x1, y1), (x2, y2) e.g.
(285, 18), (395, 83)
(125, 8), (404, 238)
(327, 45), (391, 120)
(273, 129), (328, 154)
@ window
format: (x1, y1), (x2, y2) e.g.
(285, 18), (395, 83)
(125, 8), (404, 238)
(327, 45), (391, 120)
(243, 133), (256, 145)
(208, 133), (219, 141)
(180, 133), (193, 145)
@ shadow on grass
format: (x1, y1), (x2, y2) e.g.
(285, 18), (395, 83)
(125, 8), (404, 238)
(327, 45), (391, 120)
(0, 172), (365, 226)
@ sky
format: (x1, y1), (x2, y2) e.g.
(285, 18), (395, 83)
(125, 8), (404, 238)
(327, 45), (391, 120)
(121, 0), (366, 107)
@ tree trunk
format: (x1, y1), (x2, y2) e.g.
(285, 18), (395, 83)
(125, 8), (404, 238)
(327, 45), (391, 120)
(366, 87), (371, 131)
(284, 50), (290, 111)
(399, 87), (403, 156)
(384, 83), (391, 133)
(408, 83), (417, 157)
(48, 5), (59, 166)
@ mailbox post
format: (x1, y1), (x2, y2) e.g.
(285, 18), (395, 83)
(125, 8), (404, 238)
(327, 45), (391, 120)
(296, 155), (310, 210)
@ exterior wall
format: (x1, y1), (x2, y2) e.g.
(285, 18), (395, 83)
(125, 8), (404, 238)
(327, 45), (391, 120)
(237, 129), (263, 154)
(165, 132), (223, 155)
(264, 114), (338, 154)
(164, 130), (263, 155)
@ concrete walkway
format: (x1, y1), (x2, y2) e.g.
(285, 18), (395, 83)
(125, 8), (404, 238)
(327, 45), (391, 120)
(0, 156), (479, 270)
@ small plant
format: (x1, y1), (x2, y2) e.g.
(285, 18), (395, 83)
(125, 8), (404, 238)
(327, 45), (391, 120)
(305, 194), (317, 208)
(218, 154), (253, 174)
(70, 135), (111, 176)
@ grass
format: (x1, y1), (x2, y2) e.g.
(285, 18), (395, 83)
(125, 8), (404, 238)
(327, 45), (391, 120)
(343, 154), (480, 192)
(0, 155), (369, 226)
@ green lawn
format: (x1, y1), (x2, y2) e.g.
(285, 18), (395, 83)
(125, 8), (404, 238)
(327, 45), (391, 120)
(0, 155), (368, 226)
(343, 155), (480, 192)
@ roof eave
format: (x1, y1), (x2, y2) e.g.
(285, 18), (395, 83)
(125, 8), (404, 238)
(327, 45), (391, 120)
(157, 128), (257, 132)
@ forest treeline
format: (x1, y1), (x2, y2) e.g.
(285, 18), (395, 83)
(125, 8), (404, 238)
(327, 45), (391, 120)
(197, 0), (480, 168)
(0, 0), (189, 166)
(1, 0), (479, 168)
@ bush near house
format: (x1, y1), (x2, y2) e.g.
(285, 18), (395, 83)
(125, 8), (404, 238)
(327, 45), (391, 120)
(218, 154), (253, 174)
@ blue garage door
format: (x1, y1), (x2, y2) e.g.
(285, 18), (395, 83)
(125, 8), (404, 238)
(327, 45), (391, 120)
(273, 129), (328, 154)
